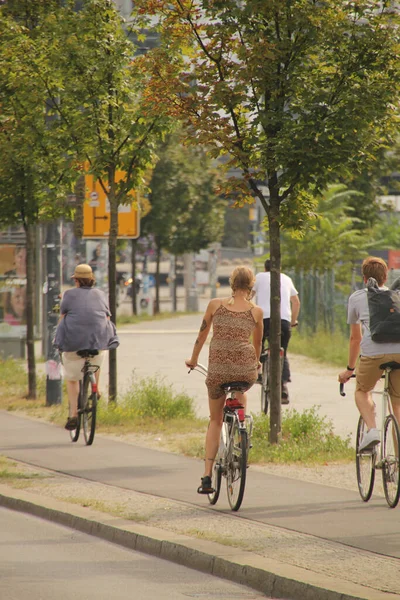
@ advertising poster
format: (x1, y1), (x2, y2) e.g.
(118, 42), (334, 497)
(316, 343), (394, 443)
(0, 244), (27, 337)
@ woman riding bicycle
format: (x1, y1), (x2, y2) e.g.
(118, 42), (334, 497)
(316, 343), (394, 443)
(185, 266), (263, 494)
(54, 263), (119, 431)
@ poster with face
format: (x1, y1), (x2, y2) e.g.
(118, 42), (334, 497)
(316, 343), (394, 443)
(0, 244), (27, 337)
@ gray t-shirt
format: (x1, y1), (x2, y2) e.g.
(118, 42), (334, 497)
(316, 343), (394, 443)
(347, 287), (400, 356)
(54, 287), (118, 352)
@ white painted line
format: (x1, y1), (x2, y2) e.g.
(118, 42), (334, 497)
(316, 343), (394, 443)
(118, 329), (199, 334)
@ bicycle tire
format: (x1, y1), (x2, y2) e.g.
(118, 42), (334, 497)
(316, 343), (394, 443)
(355, 416), (375, 502)
(82, 372), (97, 446)
(260, 355), (269, 415)
(226, 423), (247, 511)
(382, 414), (400, 508)
(69, 384), (82, 443)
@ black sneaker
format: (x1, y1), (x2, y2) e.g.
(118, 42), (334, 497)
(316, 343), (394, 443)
(65, 417), (78, 431)
(281, 384), (290, 405)
(197, 476), (214, 494)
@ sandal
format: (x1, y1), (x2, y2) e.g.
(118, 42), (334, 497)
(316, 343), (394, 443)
(64, 417), (78, 431)
(197, 476), (214, 494)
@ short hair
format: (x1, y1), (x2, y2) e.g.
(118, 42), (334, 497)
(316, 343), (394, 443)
(264, 259), (271, 271)
(361, 256), (388, 286)
(229, 266), (255, 292)
(75, 277), (95, 288)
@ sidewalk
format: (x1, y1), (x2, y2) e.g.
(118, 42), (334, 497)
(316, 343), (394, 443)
(0, 420), (399, 600)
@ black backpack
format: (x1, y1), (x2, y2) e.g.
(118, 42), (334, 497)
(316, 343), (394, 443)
(367, 277), (400, 343)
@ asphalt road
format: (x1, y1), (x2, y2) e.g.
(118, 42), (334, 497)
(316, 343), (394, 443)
(0, 506), (269, 600)
(1, 411), (399, 560)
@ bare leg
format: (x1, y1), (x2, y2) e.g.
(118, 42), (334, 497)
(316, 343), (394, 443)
(235, 391), (247, 412)
(355, 390), (376, 430)
(66, 380), (80, 418)
(203, 395), (226, 478)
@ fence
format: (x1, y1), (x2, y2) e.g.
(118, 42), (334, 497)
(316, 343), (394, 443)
(290, 270), (349, 335)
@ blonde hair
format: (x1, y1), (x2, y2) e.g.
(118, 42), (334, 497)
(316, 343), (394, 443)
(228, 266), (255, 305)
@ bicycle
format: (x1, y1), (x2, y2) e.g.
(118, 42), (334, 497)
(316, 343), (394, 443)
(340, 361), (400, 508)
(69, 349), (100, 446)
(259, 342), (284, 414)
(189, 363), (253, 511)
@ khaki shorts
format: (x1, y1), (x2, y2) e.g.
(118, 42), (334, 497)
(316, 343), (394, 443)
(61, 351), (105, 381)
(357, 354), (400, 404)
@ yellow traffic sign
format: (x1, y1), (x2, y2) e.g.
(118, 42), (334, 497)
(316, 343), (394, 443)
(83, 172), (140, 239)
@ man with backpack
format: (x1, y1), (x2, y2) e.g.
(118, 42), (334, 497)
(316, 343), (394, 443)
(338, 256), (400, 452)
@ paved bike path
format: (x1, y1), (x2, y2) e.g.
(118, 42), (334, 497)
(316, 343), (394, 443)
(1, 411), (399, 560)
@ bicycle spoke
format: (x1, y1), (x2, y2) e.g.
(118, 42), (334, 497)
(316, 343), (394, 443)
(356, 417), (375, 502)
(226, 423), (247, 511)
(383, 414), (400, 508)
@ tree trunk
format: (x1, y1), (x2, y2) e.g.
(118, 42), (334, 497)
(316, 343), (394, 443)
(173, 255), (177, 312)
(108, 171), (118, 403)
(154, 239), (161, 314)
(25, 224), (36, 399)
(131, 238), (138, 315)
(267, 191), (282, 444)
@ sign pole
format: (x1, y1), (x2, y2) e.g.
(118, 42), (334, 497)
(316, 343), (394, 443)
(45, 220), (63, 406)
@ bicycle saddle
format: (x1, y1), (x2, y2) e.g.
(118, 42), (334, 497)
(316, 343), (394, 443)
(379, 361), (400, 370)
(221, 381), (252, 393)
(77, 349), (99, 358)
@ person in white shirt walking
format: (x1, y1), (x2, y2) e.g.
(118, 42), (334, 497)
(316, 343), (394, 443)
(254, 260), (300, 403)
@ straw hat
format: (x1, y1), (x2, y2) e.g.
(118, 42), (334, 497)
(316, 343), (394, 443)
(71, 264), (94, 280)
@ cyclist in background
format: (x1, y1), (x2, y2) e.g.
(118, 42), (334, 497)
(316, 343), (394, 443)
(54, 263), (119, 431)
(185, 266), (263, 495)
(254, 259), (300, 404)
(338, 256), (400, 452)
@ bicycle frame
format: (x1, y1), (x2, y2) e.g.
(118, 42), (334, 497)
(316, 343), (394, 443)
(372, 367), (396, 468)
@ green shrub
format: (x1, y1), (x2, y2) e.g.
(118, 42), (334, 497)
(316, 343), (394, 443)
(98, 375), (196, 425)
(250, 406), (353, 464)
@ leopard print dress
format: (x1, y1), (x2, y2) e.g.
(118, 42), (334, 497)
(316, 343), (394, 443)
(206, 303), (258, 400)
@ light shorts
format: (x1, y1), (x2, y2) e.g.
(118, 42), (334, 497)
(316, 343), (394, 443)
(356, 354), (400, 404)
(61, 351), (105, 381)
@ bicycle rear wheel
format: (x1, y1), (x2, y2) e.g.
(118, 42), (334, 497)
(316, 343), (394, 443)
(82, 372), (97, 446)
(226, 422), (247, 511)
(260, 355), (269, 415)
(356, 416), (375, 502)
(382, 414), (400, 508)
(208, 422), (228, 505)
(69, 386), (82, 442)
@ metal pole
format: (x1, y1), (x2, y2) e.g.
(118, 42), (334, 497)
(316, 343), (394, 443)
(45, 220), (63, 406)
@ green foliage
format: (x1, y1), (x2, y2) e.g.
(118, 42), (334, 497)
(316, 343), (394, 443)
(98, 375), (196, 424)
(142, 130), (226, 256)
(289, 329), (348, 368)
(250, 408), (353, 464)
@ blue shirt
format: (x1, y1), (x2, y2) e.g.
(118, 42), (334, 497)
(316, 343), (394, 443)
(54, 287), (119, 352)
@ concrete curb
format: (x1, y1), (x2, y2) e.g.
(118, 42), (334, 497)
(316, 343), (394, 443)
(0, 486), (396, 600)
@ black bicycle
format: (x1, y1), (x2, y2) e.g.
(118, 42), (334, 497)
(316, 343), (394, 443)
(69, 350), (100, 446)
(259, 344), (284, 414)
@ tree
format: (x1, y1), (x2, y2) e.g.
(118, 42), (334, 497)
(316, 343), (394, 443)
(141, 131), (225, 312)
(0, 0), (75, 399)
(44, 0), (169, 400)
(133, 0), (400, 442)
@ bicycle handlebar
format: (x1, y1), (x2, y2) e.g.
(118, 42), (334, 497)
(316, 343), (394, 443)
(187, 363), (208, 376)
(339, 373), (356, 397)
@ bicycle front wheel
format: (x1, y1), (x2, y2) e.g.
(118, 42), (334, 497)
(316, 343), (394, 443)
(382, 414), (400, 508)
(226, 423), (247, 511)
(356, 416), (375, 502)
(82, 372), (97, 446)
(260, 356), (269, 415)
